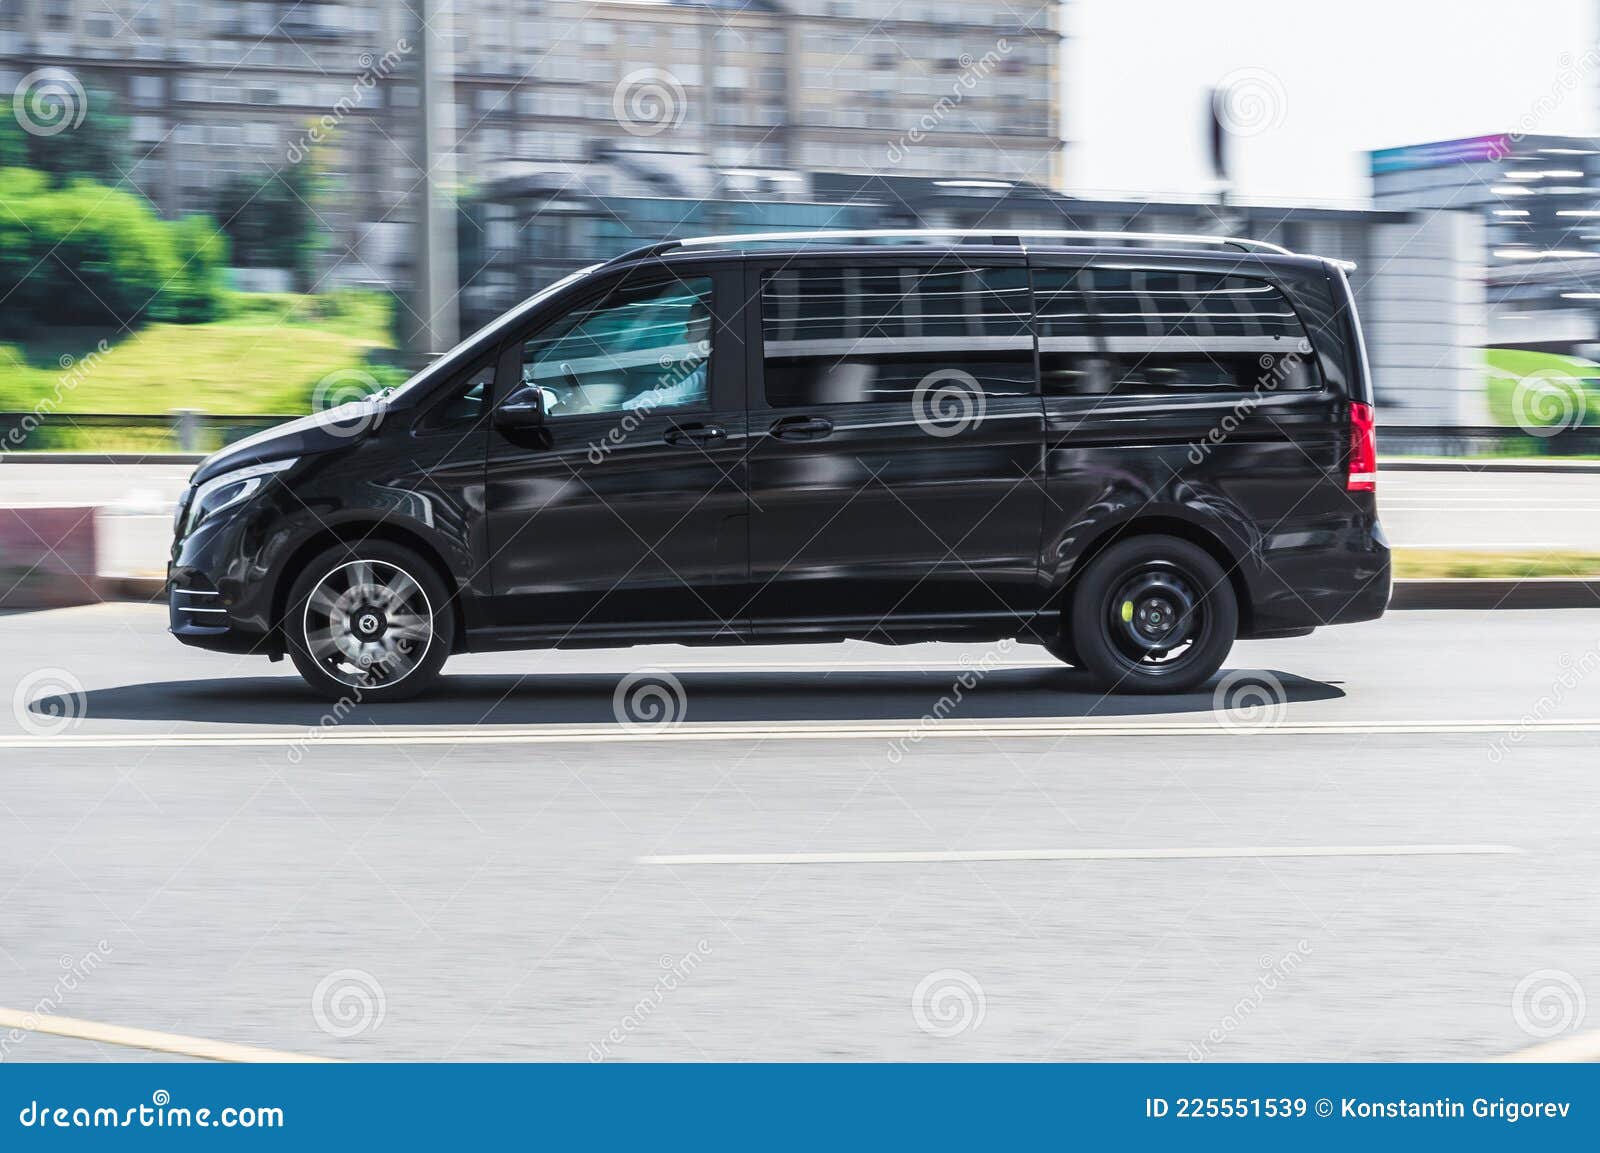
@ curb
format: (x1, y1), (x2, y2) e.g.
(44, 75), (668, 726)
(97, 575), (166, 603)
(1383, 458), (1600, 474)
(1390, 578), (1600, 610)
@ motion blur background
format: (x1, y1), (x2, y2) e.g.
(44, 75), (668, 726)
(8, 2), (1600, 1066)
(3, 0), (1600, 451)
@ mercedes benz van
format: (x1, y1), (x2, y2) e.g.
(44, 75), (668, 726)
(168, 230), (1390, 700)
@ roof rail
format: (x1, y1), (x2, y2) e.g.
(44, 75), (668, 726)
(603, 228), (1293, 266)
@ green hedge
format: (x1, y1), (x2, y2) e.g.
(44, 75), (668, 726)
(0, 167), (228, 333)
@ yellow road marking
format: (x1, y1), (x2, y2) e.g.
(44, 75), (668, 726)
(1503, 1031), (1600, 1062)
(0, 1007), (331, 1063)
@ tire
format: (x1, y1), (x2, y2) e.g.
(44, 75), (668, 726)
(1068, 534), (1237, 694)
(1043, 633), (1080, 667)
(283, 541), (453, 702)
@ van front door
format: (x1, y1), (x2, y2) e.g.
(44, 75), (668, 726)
(484, 264), (749, 639)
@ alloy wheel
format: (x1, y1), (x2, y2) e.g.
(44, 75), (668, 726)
(301, 559), (435, 689)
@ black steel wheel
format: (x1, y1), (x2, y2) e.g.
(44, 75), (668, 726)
(1069, 535), (1237, 694)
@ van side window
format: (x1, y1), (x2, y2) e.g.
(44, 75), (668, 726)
(1034, 267), (1317, 396)
(761, 262), (1033, 407)
(511, 276), (712, 419)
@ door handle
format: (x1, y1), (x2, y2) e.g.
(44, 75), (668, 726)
(664, 423), (727, 446)
(769, 415), (834, 441)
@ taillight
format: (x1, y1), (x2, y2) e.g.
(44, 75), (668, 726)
(1347, 402), (1377, 492)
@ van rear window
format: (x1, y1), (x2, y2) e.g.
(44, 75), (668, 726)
(1034, 266), (1317, 396)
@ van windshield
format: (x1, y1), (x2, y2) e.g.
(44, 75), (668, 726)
(383, 264), (604, 406)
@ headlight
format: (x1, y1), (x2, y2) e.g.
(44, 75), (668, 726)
(184, 458), (297, 535)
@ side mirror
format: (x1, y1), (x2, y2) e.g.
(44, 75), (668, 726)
(494, 389), (545, 431)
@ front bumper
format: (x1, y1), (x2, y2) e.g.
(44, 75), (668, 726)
(167, 503), (279, 655)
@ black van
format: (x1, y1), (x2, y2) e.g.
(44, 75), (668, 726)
(168, 230), (1389, 701)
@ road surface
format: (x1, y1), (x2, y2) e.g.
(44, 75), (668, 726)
(0, 602), (1596, 1061)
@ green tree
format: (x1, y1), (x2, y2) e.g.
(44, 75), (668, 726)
(213, 155), (324, 289)
(0, 168), (228, 331)
(0, 86), (131, 186)
(168, 216), (230, 322)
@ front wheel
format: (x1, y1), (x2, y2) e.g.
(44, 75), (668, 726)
(283, 542), (453, 702)
(1069, 534), (1237, 694)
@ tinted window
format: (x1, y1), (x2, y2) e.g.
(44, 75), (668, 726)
(1035, 266), (1316, 396)
(511, 276), (712, 418)
(761, 262), (1033, 407)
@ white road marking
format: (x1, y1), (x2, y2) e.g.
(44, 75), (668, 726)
(639, 844), (1521, 866)
(3, 717), (1600, 749)
(0, 1006), (330, 1063)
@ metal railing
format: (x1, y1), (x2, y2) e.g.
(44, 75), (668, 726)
(0, 411), (294, 456)
(1381, 425), (1600, 458)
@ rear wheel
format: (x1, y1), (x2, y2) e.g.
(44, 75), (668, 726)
(1069, 534), (1237, 694)
(1043, 633), (1080, 667)
(284, 542), (452, 702)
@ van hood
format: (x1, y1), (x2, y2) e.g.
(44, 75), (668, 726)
(189, 401), (386, 485)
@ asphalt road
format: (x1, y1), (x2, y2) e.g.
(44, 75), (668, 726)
(5, 463), (1600, 577)
(0, 602), (1597, 1062)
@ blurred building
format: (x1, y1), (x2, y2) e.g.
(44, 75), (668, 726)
(0, 0), (1061, 290)
(0, 0), (403, 287)
(465, 170), (1488, 425)
(1371, 134), (1600, 355)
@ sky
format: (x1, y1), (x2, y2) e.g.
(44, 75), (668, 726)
(1066, 0), (1596, 205)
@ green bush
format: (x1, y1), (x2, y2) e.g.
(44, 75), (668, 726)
(0, 167), (229, 331)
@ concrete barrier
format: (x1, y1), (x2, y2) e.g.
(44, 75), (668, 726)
(0, 506), (101, 609)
